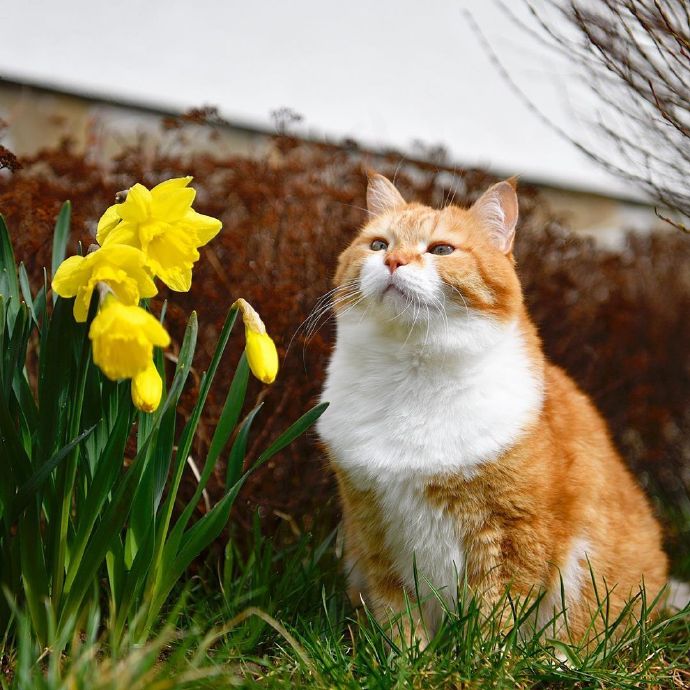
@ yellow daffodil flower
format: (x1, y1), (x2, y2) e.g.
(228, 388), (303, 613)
(233, 298), (278, 384)
(89, 295), (170, 381)
(52, 244), (157, 322)
(96, 177), (222, 292)
(131, 360), (164, 413)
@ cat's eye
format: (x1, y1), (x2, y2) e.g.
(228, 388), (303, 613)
(428, 244), (455, 256)
(370, 239), (388, 251)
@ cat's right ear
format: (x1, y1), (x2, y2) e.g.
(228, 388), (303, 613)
(366, 172), (405, 217)
(471, 180), (519, 254)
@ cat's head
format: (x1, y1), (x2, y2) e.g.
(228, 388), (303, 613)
(333, 173), (524, 336)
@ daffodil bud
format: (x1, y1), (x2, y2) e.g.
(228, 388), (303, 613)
(131, 361), (163, 413)
(232, 298), (279, 384)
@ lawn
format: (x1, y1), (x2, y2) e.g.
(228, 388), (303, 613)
(5, 521), (690, 689)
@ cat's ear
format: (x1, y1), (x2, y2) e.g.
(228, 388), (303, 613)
(471, 179), (519, 254)
(366, 172), (406, 217)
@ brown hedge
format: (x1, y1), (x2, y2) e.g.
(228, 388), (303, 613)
(1, 121), (688, 570)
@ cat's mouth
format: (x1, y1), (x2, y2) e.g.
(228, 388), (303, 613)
(382, 283), (408, 300)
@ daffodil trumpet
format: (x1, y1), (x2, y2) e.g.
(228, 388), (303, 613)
(89, 294), (170, 383)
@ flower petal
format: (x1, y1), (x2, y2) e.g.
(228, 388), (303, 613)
(52, 255), (86, 297)
(146, 230), (199, 292)
(151, 185), (196, 221)
(89, 297), (170, 380)
(117, 184), (152, 223)
(183, 209), (222, 245)
(151, 176), (193, 193)
(245, 329), (278, 384)
(96, 204), (122, 244)
(156, 264), (193, 292)
(131, 361), (163, 412)
(100, 221), (140, 249)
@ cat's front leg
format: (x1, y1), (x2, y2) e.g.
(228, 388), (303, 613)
(366, 570), (430, 650)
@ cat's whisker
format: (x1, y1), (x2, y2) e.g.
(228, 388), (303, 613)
(303, 291), (360, 342)
(297, 290), (358, 344)
(445, 282), (470, 315)
(286, 281), (361, 361)
(422, 303), (432, 350)
(402, 297), (421, 348)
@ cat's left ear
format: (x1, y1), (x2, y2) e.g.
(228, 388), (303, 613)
(366, 172), (406, 217)
(471, 179), (519, 254)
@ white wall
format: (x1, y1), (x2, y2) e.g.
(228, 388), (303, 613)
(0, 1), (635, 198)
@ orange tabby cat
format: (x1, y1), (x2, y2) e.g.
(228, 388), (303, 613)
(316, 173), (669, 645)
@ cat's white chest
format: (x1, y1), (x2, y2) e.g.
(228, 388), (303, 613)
(318, 311), (543, 600)
(318, 313), (542, 480)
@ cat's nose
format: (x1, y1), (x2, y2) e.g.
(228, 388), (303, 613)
(384, 253), (409, 274)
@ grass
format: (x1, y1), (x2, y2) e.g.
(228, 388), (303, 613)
(3, 517), (690, 690)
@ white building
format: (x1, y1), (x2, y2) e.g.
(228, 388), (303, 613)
(0, 0), (667, 243)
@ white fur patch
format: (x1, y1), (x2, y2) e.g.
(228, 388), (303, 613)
(536, 538), (590, 635)
(379, 476), (463, 630)
(318, 254), (544, 624)
(665, 579), (690, 612)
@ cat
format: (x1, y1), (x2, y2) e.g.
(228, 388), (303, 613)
(316, 172), (670, 647)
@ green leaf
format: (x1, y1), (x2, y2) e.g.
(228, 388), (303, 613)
(171, 353), (251, 544)
(0, 214), (20, 322)
(58, 423), (158, 628)
(63, 401), (131, 595)
(210, 353), (250, 474)
(10, 425), (96, 522)
(148, 477), (248, 629)
(60, 313), (198, 628)
(146, 309), (235, 588)
(19, 507), (49, 645)
(51, 201), (71, 288)
(18, 263), (39, 328)
(37, 296), (79, 461)
(226, 402), (263, 489)
(253, 402), (329, 470)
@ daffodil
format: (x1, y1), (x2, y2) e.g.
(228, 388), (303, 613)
(52, 244), (157, 322)
(96, 177), (222, 292)
(233, 298), (278, 384)
(131, 360), (164, 413)
(89, 295), (170, 381)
